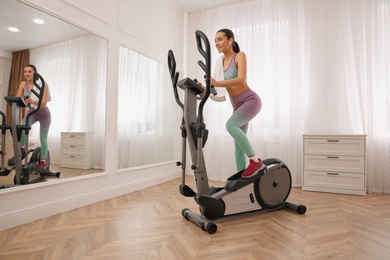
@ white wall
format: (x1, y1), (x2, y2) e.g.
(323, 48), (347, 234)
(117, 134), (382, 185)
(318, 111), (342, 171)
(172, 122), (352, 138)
(0, 51), (12, 113)
(186, 13), (209, 81)
(0, 0), (185, 231)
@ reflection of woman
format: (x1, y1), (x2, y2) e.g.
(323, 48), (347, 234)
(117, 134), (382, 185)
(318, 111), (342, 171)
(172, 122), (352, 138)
(15, 64), (51, 169)
(201, 28), (265, 178)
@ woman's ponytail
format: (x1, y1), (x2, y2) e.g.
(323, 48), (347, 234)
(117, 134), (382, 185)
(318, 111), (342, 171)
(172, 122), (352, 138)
(232, 41), (240, 53)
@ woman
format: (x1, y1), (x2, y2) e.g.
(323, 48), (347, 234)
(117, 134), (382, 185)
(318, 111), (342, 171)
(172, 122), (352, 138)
(205, 28), (265, 178)
(13, 64), (51, 169)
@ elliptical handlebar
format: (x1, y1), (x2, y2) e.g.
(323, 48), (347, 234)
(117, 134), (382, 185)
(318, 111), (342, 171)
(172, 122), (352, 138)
(0, 111), (7, 134)
(195, 30), (211, 124)
(168, 50), (184, 110)
(25, 72), (45, 126)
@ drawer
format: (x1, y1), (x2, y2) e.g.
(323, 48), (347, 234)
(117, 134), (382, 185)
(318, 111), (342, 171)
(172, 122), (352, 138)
(304, 138), (364, 156)
(61, 155), (86, 168)
(304, 155), (365, 173)
(61, 134), (86, 145)
(61, 145), (85, 156)
(304, 171), (365, 191)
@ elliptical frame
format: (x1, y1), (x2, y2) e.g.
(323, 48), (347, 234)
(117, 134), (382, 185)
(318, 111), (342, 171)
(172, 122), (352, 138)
(0, 72), (60, 188)
(168, 30), (306, 234)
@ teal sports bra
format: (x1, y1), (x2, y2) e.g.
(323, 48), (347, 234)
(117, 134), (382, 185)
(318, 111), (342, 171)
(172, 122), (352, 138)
(224, 53), (238, 80)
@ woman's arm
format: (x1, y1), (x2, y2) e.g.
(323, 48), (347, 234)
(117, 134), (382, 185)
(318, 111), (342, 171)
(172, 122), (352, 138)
(23, 83), (50, 107)
(30, 83), (49, 107)
(15, 82), (25, 97)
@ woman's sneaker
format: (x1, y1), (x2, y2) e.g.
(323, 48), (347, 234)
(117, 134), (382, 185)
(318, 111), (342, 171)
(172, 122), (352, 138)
(241, 159), (266, 178)
(39, 161), (47, 169)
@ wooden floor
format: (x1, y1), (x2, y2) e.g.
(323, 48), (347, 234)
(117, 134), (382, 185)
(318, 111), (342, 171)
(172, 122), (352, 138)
(1, 177), (390, 259)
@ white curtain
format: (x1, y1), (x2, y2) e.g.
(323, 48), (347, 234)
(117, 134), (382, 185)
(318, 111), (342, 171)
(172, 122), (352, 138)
(117, 47), (180, 169)
(301, 0), (390, 193)
(29, 34), (107, 169)
(196, 0), (304, 185)
(192, 0), (390, 192)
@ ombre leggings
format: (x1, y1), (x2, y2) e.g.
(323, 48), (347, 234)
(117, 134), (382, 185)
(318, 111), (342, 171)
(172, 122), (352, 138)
(20, 106), (51, 159)
(226, 89), (262, 172)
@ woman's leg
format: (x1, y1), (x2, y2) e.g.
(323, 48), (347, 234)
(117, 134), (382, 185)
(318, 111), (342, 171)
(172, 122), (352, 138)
(226, 92), (262, 176)
(20, 111), (37, 147)
(37, 108), (51, 159)
(233, 124), (248, 172)
(226, 113), (255, 170)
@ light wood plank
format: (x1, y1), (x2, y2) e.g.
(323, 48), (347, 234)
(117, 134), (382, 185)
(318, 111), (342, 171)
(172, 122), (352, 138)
(1, 178), (390, 259)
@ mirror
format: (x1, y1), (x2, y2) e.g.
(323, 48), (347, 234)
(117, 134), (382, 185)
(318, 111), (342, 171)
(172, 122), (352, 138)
(117, 46), (180, 169)
(0, 0), (106, 188)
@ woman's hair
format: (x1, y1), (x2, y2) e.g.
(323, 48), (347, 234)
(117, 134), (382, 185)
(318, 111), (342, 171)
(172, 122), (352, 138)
(217, 28), (240, 53)
(25, 64), (37, 73)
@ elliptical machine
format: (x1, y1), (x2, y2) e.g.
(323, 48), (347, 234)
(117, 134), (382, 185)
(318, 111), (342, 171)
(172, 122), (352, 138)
(0, 72), (60, 188)
(168, 30), (306, 234)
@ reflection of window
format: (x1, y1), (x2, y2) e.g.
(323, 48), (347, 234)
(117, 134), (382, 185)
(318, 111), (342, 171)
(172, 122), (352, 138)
(118, 47), (165, 135)
(117, 47), (180, 168)
(29, 34), (107, 166)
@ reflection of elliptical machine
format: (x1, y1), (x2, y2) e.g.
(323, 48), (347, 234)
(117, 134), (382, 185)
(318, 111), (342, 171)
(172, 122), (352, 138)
(168, 30), (306, 234)
(0, 72), (60, 189)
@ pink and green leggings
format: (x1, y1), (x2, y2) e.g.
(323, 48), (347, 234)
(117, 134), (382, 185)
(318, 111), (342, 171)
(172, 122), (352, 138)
(226, 89), (262, 172)
(20, 106), (51, 159)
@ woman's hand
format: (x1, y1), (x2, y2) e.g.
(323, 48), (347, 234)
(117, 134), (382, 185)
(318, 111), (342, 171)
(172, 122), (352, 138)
(197, 81), (206, 89)
(25, 97), (33, 105)
(210, 77), (217, 87)
(201, 77), (217, 87)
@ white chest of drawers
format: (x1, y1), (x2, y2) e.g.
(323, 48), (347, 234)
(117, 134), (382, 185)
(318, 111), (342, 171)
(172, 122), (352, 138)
(60, 132), (92, 169)
(302, 135), (366, 195)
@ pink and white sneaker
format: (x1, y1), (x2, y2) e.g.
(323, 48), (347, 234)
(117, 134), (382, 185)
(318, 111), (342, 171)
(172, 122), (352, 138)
(39, 161), (47, 169)
(241, 159), (266, 178)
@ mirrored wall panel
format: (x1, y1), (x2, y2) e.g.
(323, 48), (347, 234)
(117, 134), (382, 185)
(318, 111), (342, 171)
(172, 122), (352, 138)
(117, 46), (180, 169)
(0, 0), (107, 189)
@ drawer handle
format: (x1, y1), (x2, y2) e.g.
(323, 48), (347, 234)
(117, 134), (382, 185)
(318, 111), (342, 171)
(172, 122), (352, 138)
(327, 172), (339, 176)
(70, 156), (75, 158)
(327, 156), (339, 159)
(70, 146), (76, 148)
(327, 139), (339, 142)
(70, 135), (76, 137)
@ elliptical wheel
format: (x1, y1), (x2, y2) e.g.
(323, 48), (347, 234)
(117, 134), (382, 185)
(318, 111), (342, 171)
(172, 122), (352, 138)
(254, 159), (292, 208)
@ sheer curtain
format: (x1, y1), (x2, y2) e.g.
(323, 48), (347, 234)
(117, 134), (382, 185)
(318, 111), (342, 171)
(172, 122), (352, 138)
(301, 0), (390, 193)
(117, 47), (180, 169)
(371, 0), (390, 193)
(193, 0), (390, 192)
(29, 34), (107, 168)
(196, 0), (304, 184)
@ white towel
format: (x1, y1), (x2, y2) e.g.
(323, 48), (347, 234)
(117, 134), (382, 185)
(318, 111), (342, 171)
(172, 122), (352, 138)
(210, 55), (227, 102)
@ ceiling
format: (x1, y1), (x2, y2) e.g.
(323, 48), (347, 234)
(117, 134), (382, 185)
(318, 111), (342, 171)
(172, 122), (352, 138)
(0, 0), (248, 53)
(171, 0), (249, 13)
(0, 0), (89, 53)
